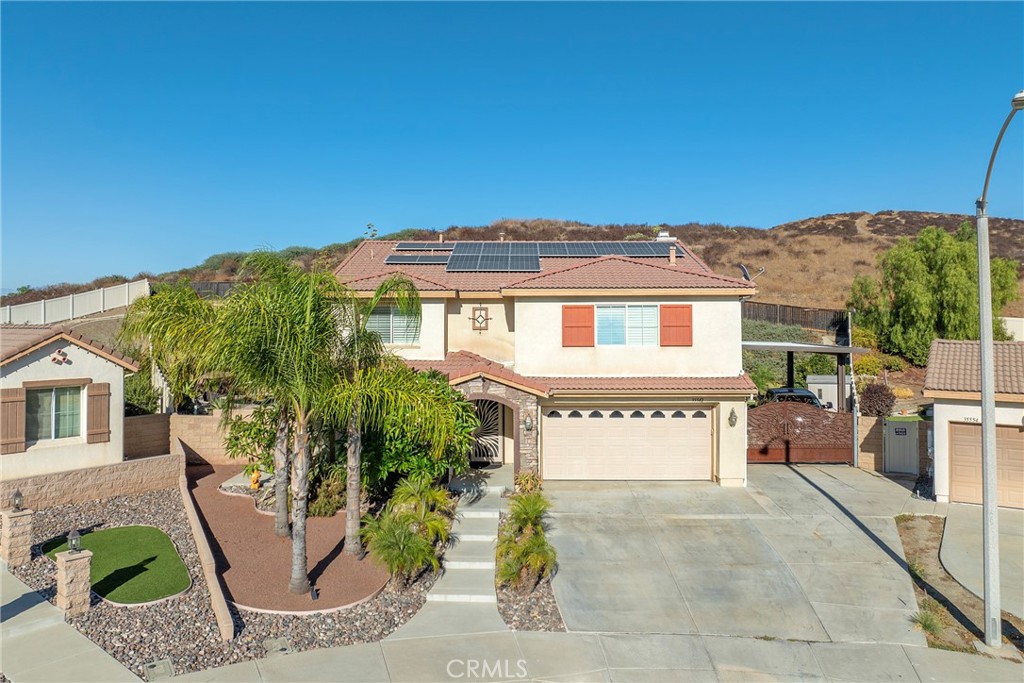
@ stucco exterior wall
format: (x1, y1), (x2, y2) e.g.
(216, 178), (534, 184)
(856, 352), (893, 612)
(932, 398), (1024, 503)
(1, 340), (127, 480)
(446, 298), (516, 363)
(386, 298), (447, 361)
(513, 296), (743, 377)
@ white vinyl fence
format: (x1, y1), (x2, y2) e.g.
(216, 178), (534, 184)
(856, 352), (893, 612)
(2, 280), (150, 325)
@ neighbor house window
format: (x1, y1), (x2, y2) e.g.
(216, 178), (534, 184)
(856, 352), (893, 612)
(367, 306), (420, 344)
(596, 305), (658, 346)
(26, 387), (81, 441)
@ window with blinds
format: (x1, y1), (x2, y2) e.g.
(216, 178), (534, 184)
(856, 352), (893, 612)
(596, 305), (657, 346)
(367, 306), (421, 344)
(26, 387), (81, 441)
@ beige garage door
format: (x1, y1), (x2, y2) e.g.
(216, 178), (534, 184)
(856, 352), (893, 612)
(541, 408), (712, 480)
(949, 423), (1024, 509)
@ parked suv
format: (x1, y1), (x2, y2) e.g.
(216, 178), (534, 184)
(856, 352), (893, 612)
(761, 387), (825, 410)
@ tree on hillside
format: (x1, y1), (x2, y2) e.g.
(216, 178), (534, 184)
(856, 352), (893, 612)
(847, 223), (1019, 366)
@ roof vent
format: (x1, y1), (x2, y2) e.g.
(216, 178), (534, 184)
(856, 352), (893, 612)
(655, 230), (674, 242)
(438, 233), (444, 243)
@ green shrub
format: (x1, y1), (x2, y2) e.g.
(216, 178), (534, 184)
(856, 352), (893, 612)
(496, 525), (557, 593)
(853, 353), (884, 377)
(514, 471), (543, 494)
(309, 476), (346, 517)
(124, 366), (160, 415)
(387, 478), (454, 544)
(851, 326), (878, 350)
(859, 382), (896, 417)
(505, 492), (550, 535)
(881, 354), (906, 372)
(223, 404), (278, 475)
(361, 511), (439, 586)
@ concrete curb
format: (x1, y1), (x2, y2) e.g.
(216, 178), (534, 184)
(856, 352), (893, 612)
(177, 465), (235, 641)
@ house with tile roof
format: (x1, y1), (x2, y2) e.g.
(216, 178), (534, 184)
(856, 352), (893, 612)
(335, 237), (758, 485)
(923, 339), (1024, 509)
(1, 324), (139, 480)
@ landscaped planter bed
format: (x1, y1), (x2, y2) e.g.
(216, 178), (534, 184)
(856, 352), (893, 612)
(10, 487), (437, 677)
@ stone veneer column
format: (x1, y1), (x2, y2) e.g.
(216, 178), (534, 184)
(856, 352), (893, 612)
(55, 550), (93, 617)
(1, 509), (33, 567)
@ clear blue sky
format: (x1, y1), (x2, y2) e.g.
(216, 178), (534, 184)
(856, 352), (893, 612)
(2, 2), (1022, 290)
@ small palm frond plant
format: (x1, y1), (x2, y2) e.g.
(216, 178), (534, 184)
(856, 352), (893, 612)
(361, 511), (439, 587)
(496, 525), (557, 594)
(514, 471), (543, 495)
(505, 492), (550, 535)
(389, 478), (455, 517)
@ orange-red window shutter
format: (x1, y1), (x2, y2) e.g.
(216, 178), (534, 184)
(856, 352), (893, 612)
(562, 305), (595, 347)
(86, 382), (111, 444)
(660, 304), (693, 347)
(1, 388), (26, 454)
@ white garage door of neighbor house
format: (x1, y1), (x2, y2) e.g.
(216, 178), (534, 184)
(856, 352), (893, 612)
(949, 422), (1024, 510)
(541, 408), (712, 480)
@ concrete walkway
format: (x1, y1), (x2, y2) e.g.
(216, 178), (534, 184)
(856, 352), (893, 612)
(174, 630), (1024, 682)
(1, 564), (139, 682)
(384, 466), (511, 640)
(940, 504), (1024, 620)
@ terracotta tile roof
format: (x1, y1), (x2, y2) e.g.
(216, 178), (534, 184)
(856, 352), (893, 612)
(408, 351), (551, 396)
(924, 339), (1024, 395)
(503, 256), (754, 290)
(543, 375), (758, 393)
(341, 269), (452, 292)
(1, 323), (139, 371)
(335, 240), (753, 293)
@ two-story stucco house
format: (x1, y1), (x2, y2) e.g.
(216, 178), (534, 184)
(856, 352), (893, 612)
(1, 324), (138, 480)
(336, 238), (757, 486)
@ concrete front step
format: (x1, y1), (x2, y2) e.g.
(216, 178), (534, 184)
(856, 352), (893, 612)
(446, 539), (497, 562)
(446, 560), (496, 570)
(427, 567), (497, 603)
(461, 509), (500, 519)
(453, 516), (500, 535)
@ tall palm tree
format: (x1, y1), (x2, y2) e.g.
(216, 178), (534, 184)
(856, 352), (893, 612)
(334, 277), (420, 556)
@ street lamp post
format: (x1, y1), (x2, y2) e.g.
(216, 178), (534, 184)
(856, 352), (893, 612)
(975, 88), (1024, 649)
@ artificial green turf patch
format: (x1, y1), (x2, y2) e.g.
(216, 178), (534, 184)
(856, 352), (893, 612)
(44, 526), (190, 604)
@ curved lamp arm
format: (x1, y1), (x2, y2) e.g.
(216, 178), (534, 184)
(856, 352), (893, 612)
(978, 90), (1024, 210)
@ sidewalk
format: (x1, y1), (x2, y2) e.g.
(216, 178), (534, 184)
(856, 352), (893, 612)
(173, 630), (1024, 682)
(1, 565), (139, 682)
(940, 504), (1024, 619)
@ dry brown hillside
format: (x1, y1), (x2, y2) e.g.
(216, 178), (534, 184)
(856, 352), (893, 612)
(6, 210), (1022, 316)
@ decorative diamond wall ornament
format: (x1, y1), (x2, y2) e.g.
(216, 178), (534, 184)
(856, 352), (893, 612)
(470, 306), (490, 331)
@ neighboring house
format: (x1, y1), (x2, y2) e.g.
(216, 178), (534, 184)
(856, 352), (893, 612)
(923, 339), (1024, 509)
(336, 238), (757, 485)
(1, 324), (138, 480)
(807, 374), (853, 412)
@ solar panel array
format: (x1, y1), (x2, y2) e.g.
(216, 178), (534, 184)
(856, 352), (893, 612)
(389, 241), (678, 272)
(384, 254), (451, 265)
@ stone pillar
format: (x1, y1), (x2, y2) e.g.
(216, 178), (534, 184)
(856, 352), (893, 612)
(1, 509), (33, 567)
(55, 550), (93, 617)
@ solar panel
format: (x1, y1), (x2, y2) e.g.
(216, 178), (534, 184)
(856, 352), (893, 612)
(445, 255), (481, 271)
(481, 242), (510, 256)
(452, 242), (484, 255)
(649, 242), (674, 255)
(510, 243), (539, 255)
(395, 242), (455, 251)
(478, 254), (510, 271)
(384, 254), (451, 265)
(509, 255), (541, 271)
(537, 243), (568, 256)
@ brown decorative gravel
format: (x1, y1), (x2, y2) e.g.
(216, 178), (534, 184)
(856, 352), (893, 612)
(188, 464), (389, 611)
(9, 486), (435, 678)
(497, 579), (565, 632)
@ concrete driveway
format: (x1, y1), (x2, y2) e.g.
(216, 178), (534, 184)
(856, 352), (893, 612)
(546, 464), (931, 646)
(940, 504), (1024, 619)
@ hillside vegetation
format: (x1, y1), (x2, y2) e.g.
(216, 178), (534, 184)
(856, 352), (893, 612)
(5, 211), (1022, 315)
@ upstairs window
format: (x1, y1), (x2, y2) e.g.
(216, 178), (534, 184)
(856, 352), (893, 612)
(27, 387), (81, 441)
(596, 305), (658, 346)
(367, 306), (421, 345)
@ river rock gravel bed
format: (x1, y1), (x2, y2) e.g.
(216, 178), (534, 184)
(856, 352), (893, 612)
(9, 487), (435, 677)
